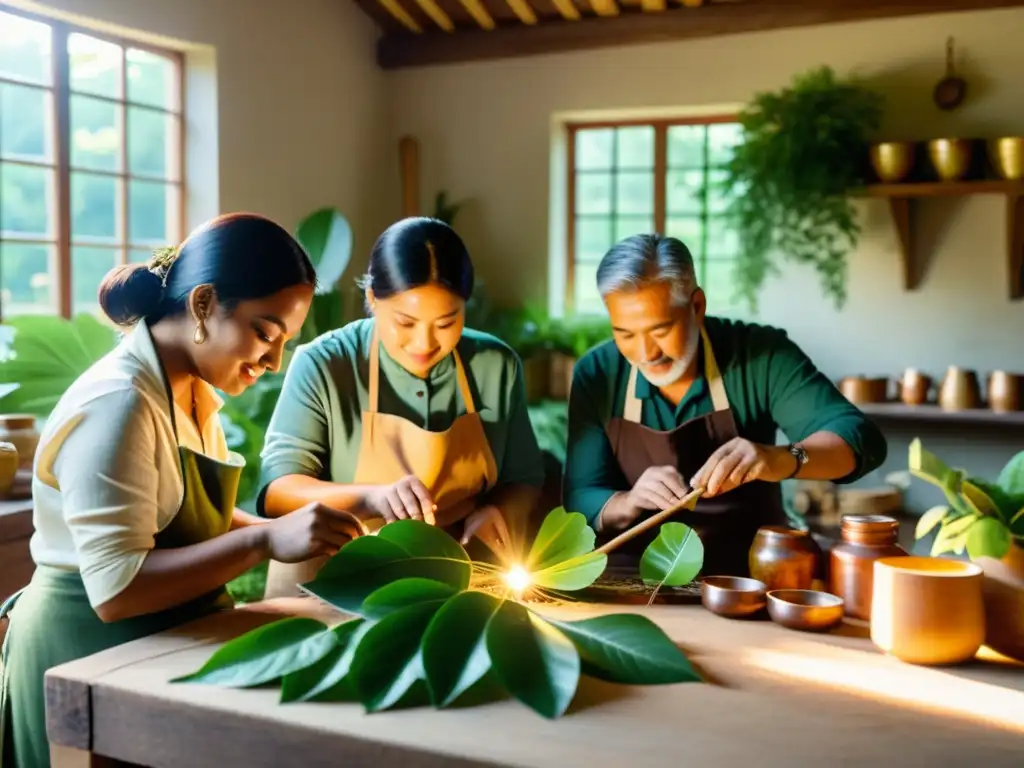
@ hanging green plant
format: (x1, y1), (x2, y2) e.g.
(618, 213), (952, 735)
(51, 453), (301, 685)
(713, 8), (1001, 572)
(175, 508), (704, 718)
(722, 65), (884, 311)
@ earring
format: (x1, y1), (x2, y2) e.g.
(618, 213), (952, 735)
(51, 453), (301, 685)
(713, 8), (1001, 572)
(193, 322), (207, 345)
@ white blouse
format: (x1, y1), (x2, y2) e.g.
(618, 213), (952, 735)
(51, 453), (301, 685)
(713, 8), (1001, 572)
(28, 320), (238, 609)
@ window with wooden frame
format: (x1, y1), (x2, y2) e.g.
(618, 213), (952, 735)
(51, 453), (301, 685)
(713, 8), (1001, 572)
(566, 117), (742, 315)
(0, 5), (184, 320)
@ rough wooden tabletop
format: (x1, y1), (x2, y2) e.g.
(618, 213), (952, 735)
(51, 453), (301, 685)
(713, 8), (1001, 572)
(45, 598), (1024, 768)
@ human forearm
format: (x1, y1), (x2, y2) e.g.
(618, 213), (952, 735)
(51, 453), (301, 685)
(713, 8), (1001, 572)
(765, 430), (857, 482)
(94, 525), (268, 622)
(231, 508), (267, 529)
(262, 475), (374, 518)
(595, 491), (639, 534)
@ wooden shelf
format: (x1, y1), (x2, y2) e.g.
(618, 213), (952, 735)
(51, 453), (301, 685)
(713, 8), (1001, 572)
(855, 180), (1024, 300)
(857, 401), (1024, 427)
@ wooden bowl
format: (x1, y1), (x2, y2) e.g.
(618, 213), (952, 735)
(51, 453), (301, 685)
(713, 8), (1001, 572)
(701, 575), (767, 618)
(767, 589), (844, 632)
(869, 141), (916, 183)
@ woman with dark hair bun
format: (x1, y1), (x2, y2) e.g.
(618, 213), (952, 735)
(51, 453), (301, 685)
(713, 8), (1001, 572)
(0, 213), (368, 768)
(259, 216), (544, 598)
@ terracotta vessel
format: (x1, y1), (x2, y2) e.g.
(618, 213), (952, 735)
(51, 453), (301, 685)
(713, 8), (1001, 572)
(0, 441), (17, 495)
(749, 526), (822, 591)
(838, 376), (889, 404)
(871, 556), (985, 665)
(938, 367), (981, 411)
(974, 544), (1024, 662)
(896, 369), (932, 406)
(0, 414), (39, 471)
(986, 371), (1022, 413)
(829, 515), (907, 620)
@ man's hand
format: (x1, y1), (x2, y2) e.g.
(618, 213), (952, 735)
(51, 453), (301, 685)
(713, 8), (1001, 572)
(690, 438), (796, 497)
(363, 475), (437, 524)
(460, 505), (511, 556)
(628, 465), (689, 511)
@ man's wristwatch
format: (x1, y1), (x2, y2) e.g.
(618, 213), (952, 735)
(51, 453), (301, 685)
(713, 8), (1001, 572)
(785, 443), (808, 479)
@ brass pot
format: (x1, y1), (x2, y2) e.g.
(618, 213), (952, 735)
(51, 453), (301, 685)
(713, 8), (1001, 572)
(987, 370), (1023, 412)
(938, 366), (981, 410)
(869, 141), (916, 183)
(990, 137), (1024, 181)
(927, 138), (973, 181)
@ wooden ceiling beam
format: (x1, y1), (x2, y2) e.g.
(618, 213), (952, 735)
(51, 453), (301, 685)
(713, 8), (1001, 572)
(413, 0), (455, 31)
(551, 0), (582, 21)
(458, 0), (497, 29)
(377, 0), (1024, 69)
(642, 0), (669, 11)
(505, 0), (539, 24)
(589, 0), (621, 17)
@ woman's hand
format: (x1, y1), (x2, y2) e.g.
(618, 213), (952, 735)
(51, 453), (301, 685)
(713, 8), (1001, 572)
(261, 502), (366, 562)
(460, 505), (511, 556)
(363, 475), (437, 524)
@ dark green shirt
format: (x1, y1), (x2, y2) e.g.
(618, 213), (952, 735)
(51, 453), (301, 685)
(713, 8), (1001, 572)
(562, 315), (888, 525)
(258, 318), (545, 510)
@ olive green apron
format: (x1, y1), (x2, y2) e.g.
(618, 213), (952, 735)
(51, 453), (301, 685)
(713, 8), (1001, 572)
(0, 443), (243, 768)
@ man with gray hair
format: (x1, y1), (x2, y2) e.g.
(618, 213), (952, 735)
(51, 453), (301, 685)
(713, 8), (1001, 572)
(562, 234), (887, 576)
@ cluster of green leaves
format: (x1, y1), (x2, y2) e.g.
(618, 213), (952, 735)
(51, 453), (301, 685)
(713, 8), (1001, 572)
(176, 509), (701, 719)
(910, 438), (1024, 560)
(722, 66), (885, 312)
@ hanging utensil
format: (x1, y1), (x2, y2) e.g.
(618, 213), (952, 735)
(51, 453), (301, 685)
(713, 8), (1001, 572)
(933, 37), (966, 111)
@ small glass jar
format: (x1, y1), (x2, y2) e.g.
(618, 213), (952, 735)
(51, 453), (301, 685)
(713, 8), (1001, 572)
(829, 514), (907, 620)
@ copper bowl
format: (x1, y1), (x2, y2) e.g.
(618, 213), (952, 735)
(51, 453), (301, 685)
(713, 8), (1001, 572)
(990, 137), (1024, 181)
(869, 141), (916, 183)
(927, 138), (973, 181)
(701, 575), (767, 618)
(767, 589), (844, 632)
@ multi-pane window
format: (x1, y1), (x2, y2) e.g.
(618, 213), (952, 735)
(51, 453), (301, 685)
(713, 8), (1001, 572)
(0, 6), (184, 319)
(567, 118), (742, 314)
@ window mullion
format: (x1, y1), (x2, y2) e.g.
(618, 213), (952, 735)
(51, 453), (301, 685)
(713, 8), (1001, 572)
(654, 123), (666, 235)
(699, 126), (711, 287)
(53, 22), (72, 318)
(118, 46), (128, 265)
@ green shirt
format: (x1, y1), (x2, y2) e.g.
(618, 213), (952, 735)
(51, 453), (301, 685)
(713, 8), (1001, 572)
(258, 318), (545, 512)
(563, 315), (888, 525)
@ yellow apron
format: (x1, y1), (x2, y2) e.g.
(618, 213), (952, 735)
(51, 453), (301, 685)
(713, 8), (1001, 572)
(264, 329), (499, 598)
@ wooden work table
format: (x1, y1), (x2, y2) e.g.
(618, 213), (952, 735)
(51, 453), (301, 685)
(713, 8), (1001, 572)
(45, 597), (1024, 768)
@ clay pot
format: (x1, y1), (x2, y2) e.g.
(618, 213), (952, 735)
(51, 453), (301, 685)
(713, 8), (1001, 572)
(0, 414), (38, 471)
(749, 526), (823, 591)
(0, 441), (17, 495)
(975, 543), (1024, 662)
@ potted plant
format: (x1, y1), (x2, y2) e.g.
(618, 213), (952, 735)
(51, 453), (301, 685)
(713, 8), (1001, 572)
(547, 314), (612, 401)
(722, 65), (884, 312)
(908, 438), (1024, 661)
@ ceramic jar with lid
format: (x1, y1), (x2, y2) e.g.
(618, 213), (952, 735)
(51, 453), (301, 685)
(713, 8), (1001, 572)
(748, 526), (822, 591)
(0, 413), (39, 471)
(830, 514), (907, 620)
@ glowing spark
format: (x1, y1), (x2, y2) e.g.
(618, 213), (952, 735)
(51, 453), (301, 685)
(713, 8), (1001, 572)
(502, 565), (532, 595)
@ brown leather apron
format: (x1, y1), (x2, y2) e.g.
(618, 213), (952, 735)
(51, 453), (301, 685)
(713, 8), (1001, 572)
(601, 326), (787, 577)
(264, 329), (499, 598)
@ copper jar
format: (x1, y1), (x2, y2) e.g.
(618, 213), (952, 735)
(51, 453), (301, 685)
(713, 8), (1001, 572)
(748, 526), (822, 591)
(829, 514), (907, 620)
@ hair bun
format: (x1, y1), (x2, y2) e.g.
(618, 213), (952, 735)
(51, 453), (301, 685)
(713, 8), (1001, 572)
(97, 264), (164, 327)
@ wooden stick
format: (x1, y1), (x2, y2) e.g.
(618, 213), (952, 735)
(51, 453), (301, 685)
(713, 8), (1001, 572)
(595, 487), (705, 556)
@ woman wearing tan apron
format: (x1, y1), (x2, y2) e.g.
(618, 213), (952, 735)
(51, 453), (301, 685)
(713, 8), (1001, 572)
(0, 215), (363, 768)
(260, 217), (546, 598)
(603, 325), (789, 576)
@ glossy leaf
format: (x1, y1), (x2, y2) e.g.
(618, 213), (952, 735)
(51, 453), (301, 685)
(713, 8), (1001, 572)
(930, 518), (972, 557)
(280, 619), (367, 703)
(966, 516), (1013, 560)
(421, 590), (502, 707)
(640, 522), (705, 587)
(915, 505), (949, 540)
(173, 617), (337, 687)
(350, 601), (447, 712)
(549, 613), (700, 685)
(997, 450), (1024, 497)
(303, 520), (471, 614)
(526, 507), (596, 571)
(295, 207), (352, 293)
(361, 577), (458, 620)
(486, 600), (580, 719)
(531, 551), (608, 591)
(908, 438), (965, 508)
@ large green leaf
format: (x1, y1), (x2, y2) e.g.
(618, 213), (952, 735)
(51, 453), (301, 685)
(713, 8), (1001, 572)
(548, 614), (700, 685)
(526, 507), (596, 571)
(350, 600), (447, 712)
(640, 522), (705, 587)
(361, 577), (458, 620)
(914, 505), (949, 540)
(966, 516), (1013, 560)
(173, 617), (337, 686)
(0, 314), (117, 416)
(303, 520), (471, 614)
(280, 619), (368, 703)
(295, 207), (352, 294)
(421, 590), (502, 707)
(997, 450), (1024, 497)
(486, 600), (580, 719)
(531, 551), (607, 591)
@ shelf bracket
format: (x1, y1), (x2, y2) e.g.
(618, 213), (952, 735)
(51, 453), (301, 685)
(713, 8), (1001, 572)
(888, 197), (919, 290)
(1008, 191), (1024, 300)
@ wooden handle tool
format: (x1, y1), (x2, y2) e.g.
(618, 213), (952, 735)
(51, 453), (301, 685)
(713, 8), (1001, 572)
(595, 487), (705, 556)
